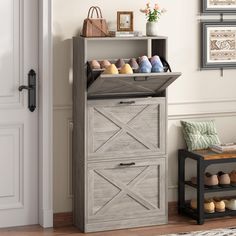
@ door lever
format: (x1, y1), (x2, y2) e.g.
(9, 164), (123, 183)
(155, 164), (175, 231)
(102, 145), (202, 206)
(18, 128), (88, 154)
(18, 70), (36, 112)
(18, 85), (34, 91)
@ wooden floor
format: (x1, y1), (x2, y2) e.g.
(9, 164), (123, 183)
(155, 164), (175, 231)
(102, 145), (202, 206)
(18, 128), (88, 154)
(1, 214), (236, 236)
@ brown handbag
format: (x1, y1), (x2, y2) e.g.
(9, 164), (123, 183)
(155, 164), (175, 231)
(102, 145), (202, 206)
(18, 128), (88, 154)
(82, 6), (109, 37)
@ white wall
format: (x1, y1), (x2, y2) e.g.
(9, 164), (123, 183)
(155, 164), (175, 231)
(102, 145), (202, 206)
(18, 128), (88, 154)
(53, 0), (236, 213)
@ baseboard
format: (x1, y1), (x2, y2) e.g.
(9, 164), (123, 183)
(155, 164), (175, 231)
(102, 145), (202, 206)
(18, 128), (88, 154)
(53, 202), (178, 227)
(53, 212), (73, 227)
(168, 201), (178, 216)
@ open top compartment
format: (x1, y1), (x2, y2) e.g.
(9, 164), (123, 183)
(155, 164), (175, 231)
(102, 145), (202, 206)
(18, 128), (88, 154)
(75, 36), (182, 99)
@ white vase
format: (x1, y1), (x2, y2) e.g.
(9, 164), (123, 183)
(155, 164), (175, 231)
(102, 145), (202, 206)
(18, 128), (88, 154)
(146, 21), (158, 36)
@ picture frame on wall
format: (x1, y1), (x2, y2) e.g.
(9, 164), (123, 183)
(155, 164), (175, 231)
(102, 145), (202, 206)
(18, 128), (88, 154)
(117, 11), (134, 32)
(201, 21), (236, 69)
(202, 0), (236, 14)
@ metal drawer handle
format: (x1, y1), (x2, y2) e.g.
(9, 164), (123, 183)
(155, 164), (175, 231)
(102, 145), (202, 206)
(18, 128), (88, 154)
(134, 76), (148, 81)
(119, 101), (135, 105)
(119, 162), (135, 166)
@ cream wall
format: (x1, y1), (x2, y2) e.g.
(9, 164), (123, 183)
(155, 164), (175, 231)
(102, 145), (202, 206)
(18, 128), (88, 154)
(53, 0), (236, 213)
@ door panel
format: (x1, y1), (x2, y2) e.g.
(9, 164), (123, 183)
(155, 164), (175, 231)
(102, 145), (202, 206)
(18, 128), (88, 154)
(0, 0), (38, 227)
(87, 158), (166, 223)
(0, 0), (22, 106)
(0, 125), (22, 209)
(88, 98), (166, 160)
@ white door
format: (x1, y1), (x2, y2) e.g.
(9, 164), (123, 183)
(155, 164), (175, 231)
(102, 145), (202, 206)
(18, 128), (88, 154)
(0, 0), (38, 227)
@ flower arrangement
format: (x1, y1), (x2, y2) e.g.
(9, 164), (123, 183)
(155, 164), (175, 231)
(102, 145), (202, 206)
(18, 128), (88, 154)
(140, 2), (166, 22)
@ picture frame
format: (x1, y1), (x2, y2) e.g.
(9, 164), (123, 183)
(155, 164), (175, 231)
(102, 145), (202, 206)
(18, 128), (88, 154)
(117, 11), (134, 32)
(201, 21), (236, 69)
(202, 0), (236, 14)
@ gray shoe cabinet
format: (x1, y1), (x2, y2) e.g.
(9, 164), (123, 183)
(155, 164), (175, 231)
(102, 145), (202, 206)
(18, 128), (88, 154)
(73, 36), (181, 232)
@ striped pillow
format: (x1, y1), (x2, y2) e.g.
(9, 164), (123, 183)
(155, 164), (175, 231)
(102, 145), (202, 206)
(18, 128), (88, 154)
(181, 120), (220, 151)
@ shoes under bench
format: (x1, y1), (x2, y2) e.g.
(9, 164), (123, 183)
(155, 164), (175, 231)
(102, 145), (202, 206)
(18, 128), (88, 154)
(190, 198), (236, 213)
(191, 171), (236, 188)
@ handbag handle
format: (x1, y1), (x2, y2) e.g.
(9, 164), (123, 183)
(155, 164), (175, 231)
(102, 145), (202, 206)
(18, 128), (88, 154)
(87, 6), (99, 19)
(95, 6), (103, 18)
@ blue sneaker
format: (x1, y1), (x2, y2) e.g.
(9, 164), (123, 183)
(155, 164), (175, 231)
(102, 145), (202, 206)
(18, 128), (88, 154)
(139, 60), (152, 73)
(150, 55), (164, 73)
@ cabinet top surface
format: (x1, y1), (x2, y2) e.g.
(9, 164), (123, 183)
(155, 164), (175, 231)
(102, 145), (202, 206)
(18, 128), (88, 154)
(181, 149), (236, 161)
(76, 36), (168, 41)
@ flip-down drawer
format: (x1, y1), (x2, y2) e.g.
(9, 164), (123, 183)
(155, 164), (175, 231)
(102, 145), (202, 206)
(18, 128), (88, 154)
(87, 72), (181, 98)
(87, 98), (166, 160)
(86, 157), (166, 223)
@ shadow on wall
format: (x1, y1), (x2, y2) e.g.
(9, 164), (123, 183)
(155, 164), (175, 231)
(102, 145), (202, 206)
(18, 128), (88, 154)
(168, 122), (186, 186)
(53, 23), (83, 106)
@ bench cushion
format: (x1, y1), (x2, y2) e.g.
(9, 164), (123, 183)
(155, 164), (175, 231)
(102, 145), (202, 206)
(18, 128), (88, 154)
(181, 120), (220, 151)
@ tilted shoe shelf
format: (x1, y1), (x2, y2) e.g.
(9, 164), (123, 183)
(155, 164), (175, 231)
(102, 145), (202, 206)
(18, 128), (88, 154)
(178, 149), (236, 225)
(86, 59), (180, 98)
(185, 181), (236, 193)
(73, 36), (181, 233)
(87, 72), (181, 98)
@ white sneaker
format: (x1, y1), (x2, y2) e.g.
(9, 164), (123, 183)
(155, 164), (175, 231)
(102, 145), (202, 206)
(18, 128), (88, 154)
(224, 199), (236, 210)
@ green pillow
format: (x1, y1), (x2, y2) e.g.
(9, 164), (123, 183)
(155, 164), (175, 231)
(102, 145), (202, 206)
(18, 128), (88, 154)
(180, 120), (220, 151)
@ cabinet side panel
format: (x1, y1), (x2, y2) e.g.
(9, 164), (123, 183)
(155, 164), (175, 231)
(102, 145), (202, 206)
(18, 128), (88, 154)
(73, 37), (86, 231)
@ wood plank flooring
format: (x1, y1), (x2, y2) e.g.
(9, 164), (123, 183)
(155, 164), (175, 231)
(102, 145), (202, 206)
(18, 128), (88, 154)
(1, 214), (236, 236)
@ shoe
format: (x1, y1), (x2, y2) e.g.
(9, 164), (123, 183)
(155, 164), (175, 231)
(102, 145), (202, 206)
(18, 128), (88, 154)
(204, 199), (215, 213)
(115, 59), (125, 69)
(190, 199), (215, 213)
(204, 172), (219, 188)
(139, 55), (149, 63)
(190, 173), (219, 188)
(103, 64), (119, 75)
(119, 64), (133, 74)
(90, 60), (101, 70)
(224, 199), (236, 210)
(128, 58), (139, 71)
(139, 60), (152, 73)
(150, 55), (164, 73)
(190, 199), (197, 210)
(230, 170), (236, 186)
(100, 60), (111, 69)
(191, 177), (197, 185)
(213, 197), (225, 212)
(218, 171), (231, 187)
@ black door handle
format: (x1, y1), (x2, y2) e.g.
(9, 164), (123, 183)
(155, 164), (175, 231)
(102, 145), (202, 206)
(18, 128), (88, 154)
(19, 70), (36, 112)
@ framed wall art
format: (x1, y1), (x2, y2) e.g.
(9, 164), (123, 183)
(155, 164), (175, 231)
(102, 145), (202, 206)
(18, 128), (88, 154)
(117, 11), (134, 32)
(201, 21), (236, 69)
(202, 0), (236, 14)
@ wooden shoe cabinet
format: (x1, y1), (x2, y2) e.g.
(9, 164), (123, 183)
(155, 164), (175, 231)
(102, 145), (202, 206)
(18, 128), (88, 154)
(178, 149), (236, 225)
(73, 36), (181, 232)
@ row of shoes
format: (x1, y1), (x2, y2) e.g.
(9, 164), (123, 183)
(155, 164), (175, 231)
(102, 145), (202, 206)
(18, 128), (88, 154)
(191, 171), (236, 188)
(190, 198), (236, 213)
(89, 55), (164, 74)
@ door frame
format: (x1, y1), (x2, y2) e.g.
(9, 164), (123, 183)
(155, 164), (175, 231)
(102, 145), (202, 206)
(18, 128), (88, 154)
(39, 0), (53, 228)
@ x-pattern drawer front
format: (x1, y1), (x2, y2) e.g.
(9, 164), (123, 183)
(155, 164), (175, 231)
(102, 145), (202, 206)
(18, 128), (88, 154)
(87, 99), (166, 159)
(87, 158), (166, 222)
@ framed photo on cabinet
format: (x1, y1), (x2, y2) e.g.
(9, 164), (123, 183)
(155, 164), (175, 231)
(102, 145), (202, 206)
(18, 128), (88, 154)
(202, 0), (236, 13)
(201, 21), (236, 69)
(117, 11), (134, 31)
